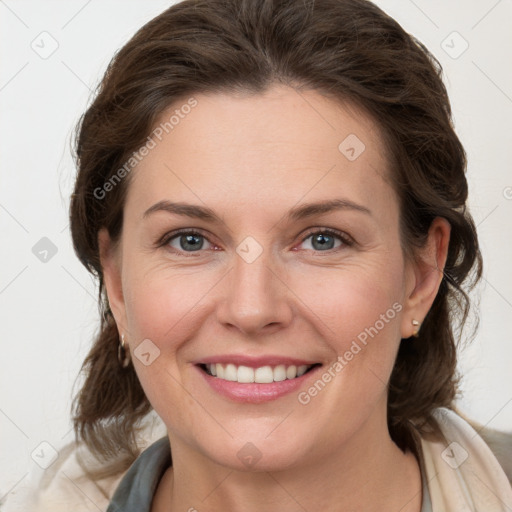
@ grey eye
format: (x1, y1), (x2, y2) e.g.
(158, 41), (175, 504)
(168, 233), (212, 252)
(302, 232), (343, 251)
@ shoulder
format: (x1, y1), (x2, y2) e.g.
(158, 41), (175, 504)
(453, 408), (512, 484)
(1, 413), (168, 512)
(426, 407), (512, 482)
(1, 440), (122, 512)
(418, 407), (512, 511)
(107, 436), (171, 511)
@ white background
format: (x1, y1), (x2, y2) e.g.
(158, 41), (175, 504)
(1, 0), (511, 501)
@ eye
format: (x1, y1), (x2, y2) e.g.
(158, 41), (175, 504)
(158, 227), (353, 257)
(162, 229), (215, 255)
(298, 229), (353, 252)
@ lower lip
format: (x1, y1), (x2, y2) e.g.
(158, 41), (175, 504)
(197, 365), (321, 403)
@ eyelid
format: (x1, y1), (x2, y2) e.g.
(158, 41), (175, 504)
(157, 227), (216, 251)
(298, 227), (354, 247)
(157, 226), (354, 256)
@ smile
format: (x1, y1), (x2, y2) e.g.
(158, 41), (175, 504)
(201, 363), (316, 383)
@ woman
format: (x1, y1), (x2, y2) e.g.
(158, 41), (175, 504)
(7, 0), (511, 510)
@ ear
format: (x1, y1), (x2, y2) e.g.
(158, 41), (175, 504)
(401, 217), (451, 338)
(98, 227), (127, 336)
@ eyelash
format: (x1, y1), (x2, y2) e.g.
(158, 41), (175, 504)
(157, 227), (354, 257)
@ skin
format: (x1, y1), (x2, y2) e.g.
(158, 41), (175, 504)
(99, 84), (451, 512)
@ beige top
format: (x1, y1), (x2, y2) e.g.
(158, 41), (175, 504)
(2, 408), (511, 511)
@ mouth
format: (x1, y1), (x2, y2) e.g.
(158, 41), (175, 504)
(195, 358), (323, 403)
(198, 362), (321, 383)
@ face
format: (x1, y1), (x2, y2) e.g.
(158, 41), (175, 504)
(100, 84), (446, 472)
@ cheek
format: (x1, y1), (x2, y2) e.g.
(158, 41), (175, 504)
(123, 262), (216, 344)
(297, 260), (404, 338)
(287, 264), (405, 441)
(290, 259), (406, 388)
(121, 266), (215, 428)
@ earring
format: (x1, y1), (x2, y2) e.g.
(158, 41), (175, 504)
(118, 333), (131, 368)
(411, 319), (420, 338)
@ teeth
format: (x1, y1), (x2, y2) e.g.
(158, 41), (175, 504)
(273, 365), (287, 382)
(206, 363), (314, 383)
(254, 366), (274, 383)
(286, 365), (297, 379)
(237, 365), (254, 383)
(224, 363), (238, 381)
(297, 365), (308, 377)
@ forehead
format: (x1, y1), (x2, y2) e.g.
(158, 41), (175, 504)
(125, 85), (395, 218)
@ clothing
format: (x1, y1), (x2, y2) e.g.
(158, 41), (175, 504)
(105, 436), (433, 511)
(3, 408), (511, 511)
(106, 436), (172, 512)
(420, 408), (512, 510)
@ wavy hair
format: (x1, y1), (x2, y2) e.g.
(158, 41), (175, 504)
(69, 0), (483, 478)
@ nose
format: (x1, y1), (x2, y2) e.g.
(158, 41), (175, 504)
(215, 245), (293, 336)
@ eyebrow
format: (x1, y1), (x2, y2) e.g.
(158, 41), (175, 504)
(142, 198), (372, 223)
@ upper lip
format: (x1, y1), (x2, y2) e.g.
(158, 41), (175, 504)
(194, 355), (320, 368)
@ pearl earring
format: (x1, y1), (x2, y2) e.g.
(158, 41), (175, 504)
(411, 319), (420, 338)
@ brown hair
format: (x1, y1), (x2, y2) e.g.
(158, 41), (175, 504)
(70, 0), (482, 478)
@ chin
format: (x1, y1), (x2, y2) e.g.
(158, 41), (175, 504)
(198, 431), (316, 473)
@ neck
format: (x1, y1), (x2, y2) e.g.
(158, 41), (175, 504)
(155, 406), (422, 512)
